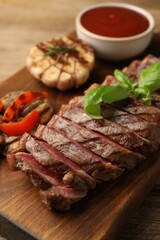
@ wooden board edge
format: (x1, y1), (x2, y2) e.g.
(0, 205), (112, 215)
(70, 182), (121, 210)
(0, 214), (37, 240)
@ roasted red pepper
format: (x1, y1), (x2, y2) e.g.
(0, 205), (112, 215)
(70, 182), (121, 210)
(2, 91), (48, 122)
(0, 110), (40, 136)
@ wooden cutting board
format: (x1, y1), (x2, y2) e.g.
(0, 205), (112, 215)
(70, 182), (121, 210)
(1, 33), (160, 240)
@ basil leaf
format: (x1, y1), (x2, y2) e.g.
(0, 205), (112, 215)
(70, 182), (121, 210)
(84, 86), (103, 119)
(134, 87), (149, 96)
(84, 62), (160, 119)
(114, 69), (134, 90)
(84, 103), (102, 119)
(84, 85), (130, 119)
(138, 62), (160, 92)
(101, 86), (130, 103)
(134, 87), (151, 105)
(140, 91), (152, 105)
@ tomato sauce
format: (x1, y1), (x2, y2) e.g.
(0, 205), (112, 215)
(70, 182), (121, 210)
(81, 6), (149, 38)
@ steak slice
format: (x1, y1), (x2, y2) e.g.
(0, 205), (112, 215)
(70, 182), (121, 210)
(68, 94), (160, 129)
(21, 134), (124, 184)
(122, 54), (159, 82)
(109, 98), (160, 124)
(20, 133), (96, 190)
(59, 104), (151, 156)
(60, 97), (158, 153)
(7, 152), (63, 185)
(69, 95), (160, 148)
(34, 125), (124, 178)
(107, 113), (159, 145)
(46, 116), (144, 170)
(101, 102), (160, 147)
(102, 55), (159, 86)
(40, 185), (86, 211)
(7, 153), (86, 210)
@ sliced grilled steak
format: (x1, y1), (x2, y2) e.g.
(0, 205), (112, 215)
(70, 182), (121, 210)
(60, 105), (151, 155)
(106, 113), (160, 145)
(101, 103), (160, 147)
(34, 124), (124, 179)
(77, 95), (160, 148)
(122, 54), (159, 82)
(8, 152), (64, 186)
(108, 98), (160, 124)
(8, 54), (160, 211)
(20, 133), (96, 190)
(102, 55), (159, 86)
(35, 125), (102, 165)
(21, 133), (123, 183)
(60, 97), (157, 153)
(48, 115), (145, 170)
(67, 94), (160, 128)
(7, 153), (87, 210)
(40, 185), (87, 210)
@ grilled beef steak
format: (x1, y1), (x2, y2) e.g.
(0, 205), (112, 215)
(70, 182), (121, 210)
(7, 55), (160, 210)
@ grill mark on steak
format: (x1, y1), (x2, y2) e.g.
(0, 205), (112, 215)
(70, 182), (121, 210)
(109, 99), (160, 124)
(122, 54), (159, 82)
(34, 124), (124, 178)
(21, 134), (124, 182)
(47, 115), (144, 170)
(59, 104), (151, 156)
(69, 94), (160, 127)
(60, 96), (160, 150)
(20, 133), (96, 190)
(35, 125), (101, 165)
(101, 103), (160, 147)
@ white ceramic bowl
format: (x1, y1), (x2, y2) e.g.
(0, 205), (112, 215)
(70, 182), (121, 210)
(76, 2), (155, 61)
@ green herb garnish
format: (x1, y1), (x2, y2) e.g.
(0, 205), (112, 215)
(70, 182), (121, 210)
(84, 85), (130, 119)
(114, 69), (135, 91)
(138, 62), (160, 91)
(45, 46), (76, 56)
(84, 62), (160, 119)
(45, 46), (76, 63)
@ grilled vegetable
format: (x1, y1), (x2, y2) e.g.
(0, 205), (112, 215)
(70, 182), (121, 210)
(26, 36), (95, 91)
(0, 91), (53, 155)
(0, 110), (40, 136)
(2, 91), (48, 122)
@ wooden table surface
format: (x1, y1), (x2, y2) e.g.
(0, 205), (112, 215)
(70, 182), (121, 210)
(0, 0), (160, 240)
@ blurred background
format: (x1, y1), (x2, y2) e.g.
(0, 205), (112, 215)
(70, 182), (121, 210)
(0, 0), (160, 82)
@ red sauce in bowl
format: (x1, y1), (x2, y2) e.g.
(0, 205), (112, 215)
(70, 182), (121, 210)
(80, 6), (149, 38)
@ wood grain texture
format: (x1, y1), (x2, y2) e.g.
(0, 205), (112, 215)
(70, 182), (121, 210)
(0, 34), (160, 239)
(0, 0), (160, 239)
